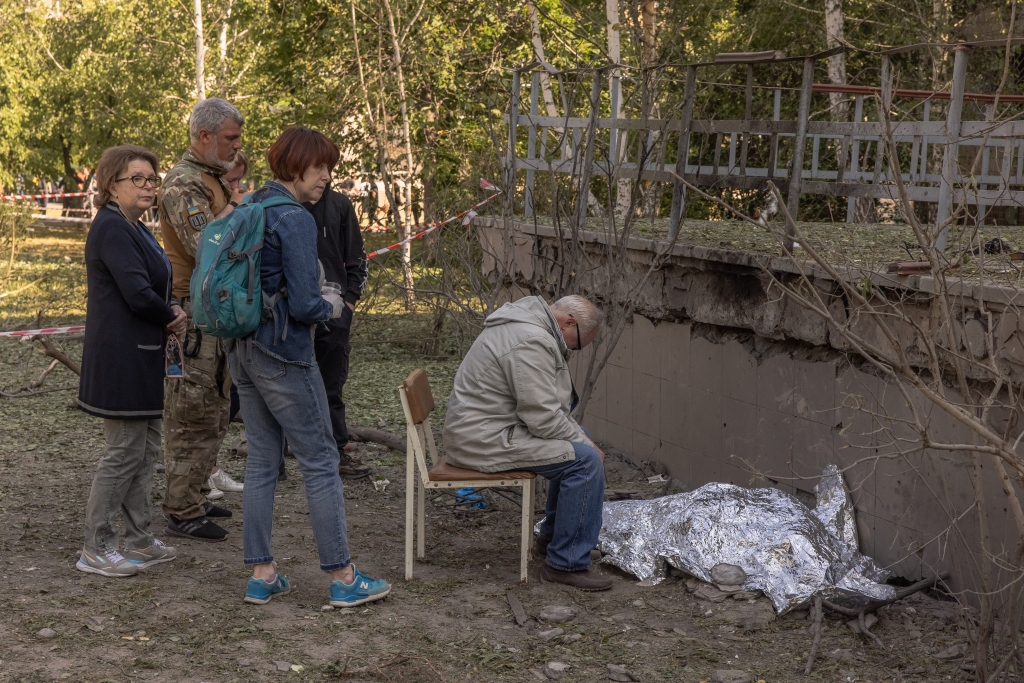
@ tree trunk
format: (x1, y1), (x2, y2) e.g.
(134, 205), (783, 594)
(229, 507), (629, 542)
(527, 0), (604, 218)
(606, 0), (631, 218)
(194, 0), (206, 101)
(527, 0), (558, 118)
(218, 0), (233, 94)
(824, 0), (848, 120)
(640, 0), (661, 219)
(382, 0), (417, 312)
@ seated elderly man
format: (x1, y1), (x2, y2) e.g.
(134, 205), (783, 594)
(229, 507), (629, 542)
(443, 295), (611, 591)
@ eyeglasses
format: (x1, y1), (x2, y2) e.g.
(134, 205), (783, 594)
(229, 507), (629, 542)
(115, 175), (162, 188)
(574, 321), (582, 351)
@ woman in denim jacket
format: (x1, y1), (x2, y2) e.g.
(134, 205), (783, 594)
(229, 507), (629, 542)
(229, 127), (390, 606)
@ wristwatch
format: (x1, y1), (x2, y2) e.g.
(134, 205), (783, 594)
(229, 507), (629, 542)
(228, 200), (239, 208)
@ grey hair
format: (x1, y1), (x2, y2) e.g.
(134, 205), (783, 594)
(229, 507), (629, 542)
(550, 295), (604, 334)
(189, 98), (244, 142)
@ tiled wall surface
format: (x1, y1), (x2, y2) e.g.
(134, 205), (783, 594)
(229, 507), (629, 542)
(572, 315), (1005, 582)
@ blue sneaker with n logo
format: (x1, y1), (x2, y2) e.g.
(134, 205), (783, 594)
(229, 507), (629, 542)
(329, 567), (391, 607)
(244, 574), (292, 605)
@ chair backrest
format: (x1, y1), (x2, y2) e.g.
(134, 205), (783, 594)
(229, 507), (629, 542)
(402, 368), (435, 425)
(399, 368), (439, 483)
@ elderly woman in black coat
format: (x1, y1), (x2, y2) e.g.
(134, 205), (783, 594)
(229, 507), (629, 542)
(76, 144), (187, 578)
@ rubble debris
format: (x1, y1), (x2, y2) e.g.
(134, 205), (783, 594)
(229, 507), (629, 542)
(274, 661), (292, 672)
(711, 670), (751, 683)
(36, 628), (57, 639)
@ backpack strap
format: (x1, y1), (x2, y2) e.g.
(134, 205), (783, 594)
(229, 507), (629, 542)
(252, 194), (302, 343)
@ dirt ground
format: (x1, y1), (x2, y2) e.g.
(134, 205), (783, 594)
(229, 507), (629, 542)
(0, 327), (981, 683)
(0, 225), (983, 683)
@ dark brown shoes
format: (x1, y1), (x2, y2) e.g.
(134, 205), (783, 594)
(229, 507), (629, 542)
(540, 563), (613, 591)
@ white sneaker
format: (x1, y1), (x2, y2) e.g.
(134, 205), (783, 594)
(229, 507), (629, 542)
(206, 481), (225, 500)
(210, 469), (243, 493)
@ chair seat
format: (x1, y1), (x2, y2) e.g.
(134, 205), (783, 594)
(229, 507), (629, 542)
(428, 456), (536, 482)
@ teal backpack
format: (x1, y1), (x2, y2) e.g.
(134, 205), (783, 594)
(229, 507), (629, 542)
(189, 195), (301, 338)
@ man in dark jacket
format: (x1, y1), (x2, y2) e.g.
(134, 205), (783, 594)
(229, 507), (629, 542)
(303, 185), (370, 477)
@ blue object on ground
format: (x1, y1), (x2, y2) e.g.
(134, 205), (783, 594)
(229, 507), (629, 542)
(455, 487), (488, 509)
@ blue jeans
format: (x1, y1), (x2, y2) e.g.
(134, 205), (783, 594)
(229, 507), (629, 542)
(228, 340), (351, 571)
(525, 438), (605, 572)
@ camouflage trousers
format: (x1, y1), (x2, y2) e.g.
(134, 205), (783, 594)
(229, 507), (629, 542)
(162, 317), (230, 520)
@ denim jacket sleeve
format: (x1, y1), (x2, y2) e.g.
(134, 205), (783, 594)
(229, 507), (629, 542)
(270, 206), (334, 324)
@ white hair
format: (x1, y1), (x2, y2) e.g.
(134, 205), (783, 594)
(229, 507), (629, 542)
(189, 98), (244, 142)
(550, 295), (604, 334)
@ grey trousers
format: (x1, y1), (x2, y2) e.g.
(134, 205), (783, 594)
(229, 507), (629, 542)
(83, 419), (161, 554)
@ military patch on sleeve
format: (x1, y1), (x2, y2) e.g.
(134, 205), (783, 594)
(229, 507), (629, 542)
(185, 205), (208, 231)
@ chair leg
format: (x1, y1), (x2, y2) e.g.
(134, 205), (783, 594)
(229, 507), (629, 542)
(405, 448), (415, 581)
(416, 475), (426, 559)
(520, 479), (533, 583)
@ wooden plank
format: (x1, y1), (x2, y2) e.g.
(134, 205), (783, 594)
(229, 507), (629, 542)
(507, 593), (529, 626)
(768, 89), (781, 179)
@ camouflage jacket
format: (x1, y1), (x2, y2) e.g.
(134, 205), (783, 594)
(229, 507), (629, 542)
(159, 149), (230, 299)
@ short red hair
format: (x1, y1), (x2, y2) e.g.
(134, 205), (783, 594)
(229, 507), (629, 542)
(266, 128), (340, 182)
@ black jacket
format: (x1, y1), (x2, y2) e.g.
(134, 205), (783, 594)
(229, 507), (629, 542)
(78, 204), (176, 419)
(303, 187), (367, 306)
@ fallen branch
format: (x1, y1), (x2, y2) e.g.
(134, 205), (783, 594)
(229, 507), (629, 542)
(32, 334), (81, 376)
(821, 573), (949, 617)
(805, 596), (823, 675)
(348, 425), (405, 453)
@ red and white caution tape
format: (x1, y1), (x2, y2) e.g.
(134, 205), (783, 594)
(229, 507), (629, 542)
(1, 179), (501, 338)
(1, 191), (94, 201)
(0, 325), (85, 339)
(367, 181), (500, 260)
(30, 214), (157, 229)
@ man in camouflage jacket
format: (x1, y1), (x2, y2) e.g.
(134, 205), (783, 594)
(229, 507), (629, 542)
(159, 98), (247, 542)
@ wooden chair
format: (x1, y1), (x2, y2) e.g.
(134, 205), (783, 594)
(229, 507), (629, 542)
(399, 368), (536, 583)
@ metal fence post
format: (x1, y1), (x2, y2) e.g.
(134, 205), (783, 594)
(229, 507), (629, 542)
(787, 57), (815, 240)
(525, 71), (539, 218)
(669, 65), (697, 240)
(936, 46), (967, 252)
(505, 70), (522, 217)
(574, 70), (603, 231)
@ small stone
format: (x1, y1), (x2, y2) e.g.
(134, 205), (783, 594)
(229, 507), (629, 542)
(538, 605), (576, 622)
(933, 643), (968, 660)
(908, 630), (922, 639)
(712, 670), (751, 683)
(711, 563), (747, 586)
(321, 605), (333, 612)
(607, 663), (635, 682)
(563, 633), (582, 642)
(847, 613), (878, 633)
(528, 670), (547, 681)
(630, 599), (644, 607)
(544, 661), (570, 679)
(238, 659), (252, 668)
(538, 628), (564, 642)
(86, 616), (105, 627)
(672, 627), (687, 636)
(36, 628), (57, 640)
(274, 660), (292, 672)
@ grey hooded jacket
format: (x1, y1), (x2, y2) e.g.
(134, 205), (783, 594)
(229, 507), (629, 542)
(442, 296), (587, 472)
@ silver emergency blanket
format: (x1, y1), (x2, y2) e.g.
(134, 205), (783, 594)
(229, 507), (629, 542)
(597, 464), (894, 613)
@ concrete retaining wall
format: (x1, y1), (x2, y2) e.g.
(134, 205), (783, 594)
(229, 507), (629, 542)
(477, 217), (1023, 592)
